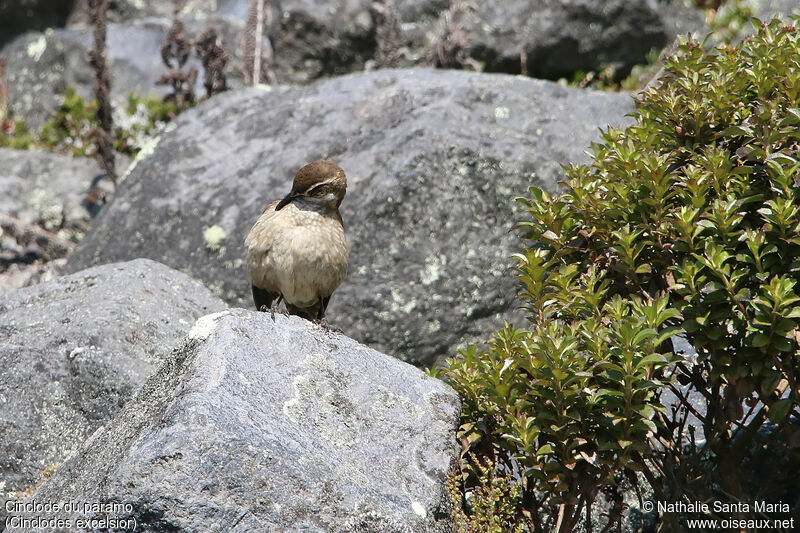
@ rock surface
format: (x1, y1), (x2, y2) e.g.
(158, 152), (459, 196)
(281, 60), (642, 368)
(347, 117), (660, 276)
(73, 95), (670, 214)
(0, 147), (105, 229)
(65, 68), (635, 367)
(0, 0), (710, 129)
(751, 0), (800, 19)
(6, 309), (460, 533)
(0, 0), (75, 45)
(0, 148), (113, 292)
(67, 0), (217, 26)
(0, 16), (254, 130)
(65, 0), (444, 84)
(0, 259), (226, 529)
(120, 0), (702, 83)
(654, 0), (709, 41)
(268, 0), (383, 83)
(453, 0), (669, 79)
(233, 0), (703, 82)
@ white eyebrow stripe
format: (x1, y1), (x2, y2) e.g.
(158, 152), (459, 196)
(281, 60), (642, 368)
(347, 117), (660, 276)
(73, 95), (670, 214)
(304, 178), (336, 194)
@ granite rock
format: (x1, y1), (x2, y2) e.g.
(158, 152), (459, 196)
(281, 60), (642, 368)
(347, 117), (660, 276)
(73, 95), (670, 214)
(0, 259), (226, 530)
(6, 309), (460, 533)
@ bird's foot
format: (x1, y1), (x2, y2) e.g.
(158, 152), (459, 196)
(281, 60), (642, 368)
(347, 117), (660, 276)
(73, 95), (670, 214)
(258, 303), (288, 321)
(313, 317), (341, 334)
(269, 302), (289, 321)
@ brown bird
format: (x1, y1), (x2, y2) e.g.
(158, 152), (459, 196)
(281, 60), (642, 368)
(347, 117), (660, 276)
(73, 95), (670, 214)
(245, 160), (348, 324)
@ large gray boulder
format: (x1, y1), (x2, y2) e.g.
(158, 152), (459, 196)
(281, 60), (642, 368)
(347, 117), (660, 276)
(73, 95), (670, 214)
(6, 309), (460, 533)
(65, 68), (635, 368)
(0, 259), (226, 529)
(448, 0), (670, 79)
(267, 0), (387, 83)
(0, 16), (254, 130)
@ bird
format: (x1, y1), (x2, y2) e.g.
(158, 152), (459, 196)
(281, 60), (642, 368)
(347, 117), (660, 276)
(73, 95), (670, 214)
(244, 160), (348, 326)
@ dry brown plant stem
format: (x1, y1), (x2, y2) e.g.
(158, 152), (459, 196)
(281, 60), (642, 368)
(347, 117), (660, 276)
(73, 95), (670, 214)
(88, 0), (117, 185)
(254, 0), (264, 84)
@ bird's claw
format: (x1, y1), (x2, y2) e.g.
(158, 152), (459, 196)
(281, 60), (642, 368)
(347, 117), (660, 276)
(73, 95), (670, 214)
(313, 317), (341, 334)
(258, 303), (288, 321)
(269, 302), (289, 321)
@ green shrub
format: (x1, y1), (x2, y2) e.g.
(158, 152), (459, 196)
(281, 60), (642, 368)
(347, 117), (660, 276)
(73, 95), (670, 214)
(440, 17), (800, 532)
(2, 87), (178, 157)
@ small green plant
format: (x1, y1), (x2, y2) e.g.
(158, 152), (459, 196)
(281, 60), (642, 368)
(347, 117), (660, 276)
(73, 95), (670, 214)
(446, 455), (525, 533)
(441, 16), (800, 532)
(114, 93), (177, 155)
(2, 87), (176, 157)
(0, 119), (36, 150)
(38, 86), (99, 156)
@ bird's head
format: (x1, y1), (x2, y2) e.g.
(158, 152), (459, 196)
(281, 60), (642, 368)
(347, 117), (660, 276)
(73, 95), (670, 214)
(276, 160), (347, 212)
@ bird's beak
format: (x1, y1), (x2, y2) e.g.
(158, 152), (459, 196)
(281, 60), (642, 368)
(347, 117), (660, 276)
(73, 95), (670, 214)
(275, 192), (295, 211)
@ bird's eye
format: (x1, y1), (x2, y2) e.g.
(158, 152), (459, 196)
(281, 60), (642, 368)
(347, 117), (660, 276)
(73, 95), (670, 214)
(308, 184), (331, 197)
(304, 184), (322, 196)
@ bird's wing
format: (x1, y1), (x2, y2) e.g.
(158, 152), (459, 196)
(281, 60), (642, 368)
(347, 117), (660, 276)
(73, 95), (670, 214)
(245, 199), (280, 249)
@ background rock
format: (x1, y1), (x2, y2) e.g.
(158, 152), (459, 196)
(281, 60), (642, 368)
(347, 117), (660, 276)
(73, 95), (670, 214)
(0, 148), (111, 292)
(7, 309), (460, 533)
(269, 0), (380, 83)
(0, 0), (712, 130)
(9, 0), (711, 89)
(263, 0), (705, 83)
(452, 0), (668, 79)
(0, 147), (106, 229)
(657, 0), (710, 41)
(0, 259), (226, 530)
(750, 0), (800, 19)
(0, 0), (76, 45)
(70, 0), (433, 84)
(65, 68), (635, 367)
(0, 148), (119, 292)
(215, 0), (705, 83)
(0, 16), (255, 130)
(67, 0), (218, 26)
